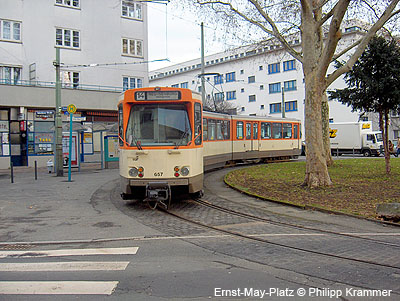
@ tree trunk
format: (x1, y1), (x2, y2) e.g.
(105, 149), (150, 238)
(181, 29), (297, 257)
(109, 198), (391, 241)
(301, 5), (332, 188)
(322, 92), (333, 167)
(303, 74), (332, 187)
(382, 110), (391, 174)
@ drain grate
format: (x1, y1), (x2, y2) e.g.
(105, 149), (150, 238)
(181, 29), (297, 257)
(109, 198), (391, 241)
(0, 244), (33, 250)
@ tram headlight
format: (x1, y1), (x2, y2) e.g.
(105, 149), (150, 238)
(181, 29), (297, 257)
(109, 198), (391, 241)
(129, 167), (139, 177)
(180, 166), (190, 176)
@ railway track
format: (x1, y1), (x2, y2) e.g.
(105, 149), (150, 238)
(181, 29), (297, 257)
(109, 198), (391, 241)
(162, 197), (400, 271)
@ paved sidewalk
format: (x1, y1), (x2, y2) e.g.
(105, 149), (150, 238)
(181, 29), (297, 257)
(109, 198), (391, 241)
(0, 164), (161, 245)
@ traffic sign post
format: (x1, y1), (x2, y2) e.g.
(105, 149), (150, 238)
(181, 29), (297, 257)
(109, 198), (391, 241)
(67, 104), (77, 182)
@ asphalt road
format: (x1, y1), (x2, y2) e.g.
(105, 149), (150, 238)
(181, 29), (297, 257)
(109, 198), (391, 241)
(0, 164), (399, 300)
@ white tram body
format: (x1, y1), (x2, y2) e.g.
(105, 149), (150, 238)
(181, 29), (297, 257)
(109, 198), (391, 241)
(118, 87), (301, 205)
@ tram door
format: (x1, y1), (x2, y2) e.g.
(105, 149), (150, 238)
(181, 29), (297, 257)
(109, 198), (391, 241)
(252, 122), (259, 151)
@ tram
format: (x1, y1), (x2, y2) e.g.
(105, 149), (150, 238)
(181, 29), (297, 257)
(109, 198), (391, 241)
(118, 87), (301, 208)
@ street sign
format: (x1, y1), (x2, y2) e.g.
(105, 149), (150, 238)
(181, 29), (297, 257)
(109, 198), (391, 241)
(67, 104), (77, 114)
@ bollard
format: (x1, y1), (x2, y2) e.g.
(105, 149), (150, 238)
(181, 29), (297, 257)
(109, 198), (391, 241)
(10, 162), (14, 183)
(34, 161), (38, 180)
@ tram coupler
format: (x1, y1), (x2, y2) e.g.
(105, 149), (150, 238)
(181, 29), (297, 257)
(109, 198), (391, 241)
(144, 182), (171, 210)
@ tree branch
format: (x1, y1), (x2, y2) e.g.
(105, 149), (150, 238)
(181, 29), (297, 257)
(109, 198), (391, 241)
(197, 0), (303, 62)
(327, 0), (400, 87)
(331, 38), (362, 62)
(318, 0), (350, 78)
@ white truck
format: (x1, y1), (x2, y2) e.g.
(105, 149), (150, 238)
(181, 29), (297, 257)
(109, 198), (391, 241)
(329, 122), (383, 157)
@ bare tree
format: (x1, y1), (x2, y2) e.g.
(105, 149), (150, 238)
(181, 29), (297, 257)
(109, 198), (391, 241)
(182, 0), (400, 187)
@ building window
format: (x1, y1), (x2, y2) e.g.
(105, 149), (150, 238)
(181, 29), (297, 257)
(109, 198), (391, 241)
(249, 95), (256, 102)
(270, 103), (281, 114)
(0, 66), (21, 85)
(55, 0), (80, 8)
(240, 70), (244, 74)
(123, 77), (143, 91)
(226, 72), (235, 82)
(259, 66), (263, 71)
(171, 84), (179, 88)
(61, 71), (79, 88)
(122, 38), (143, 57)
(1, 19), (21, 42)
(283, 59), (296, 71)
(122, 1), (142, 20)
(285, 100), (298, 112)
(56, 28), (80, 49)
(284, 80), (297, 91)
(226, 91), (236, 100)
(260, 105), (264, 110)
(214, 92), (224, 102)
(241, 107), (245, 112)
(268, 62), (280, 74)
(269, 82), (281, 94)
(180, 82), (188, 88)
(214, 74), (223, 85)
(248, 76), (255, 83)
(260, 85), (264, 90)
(241, 88), (244, 93)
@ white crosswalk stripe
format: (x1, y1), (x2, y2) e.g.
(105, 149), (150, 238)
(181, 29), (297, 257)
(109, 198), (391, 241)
(0, 246), (138, 295)
(0, 246), (139, 258)
(0, 261), (130, 271)
(0, 281), (119, 295)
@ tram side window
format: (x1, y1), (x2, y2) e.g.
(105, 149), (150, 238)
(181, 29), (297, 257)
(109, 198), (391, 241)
(118, 104), (124, 146)
(261, 123), (271, 139)
(203, 118), (208, 141)
(293, 124), (298, 139)
(236, 121), (244, 139)
(208, 119), (216, 140)
(246, 123), (252, 139)
(216, 120), (224, 140)
(223, 120), (230, 140)
(194, 103), (202, 145)
(283, 123), (292, 139)
(272, 123), (282, 139)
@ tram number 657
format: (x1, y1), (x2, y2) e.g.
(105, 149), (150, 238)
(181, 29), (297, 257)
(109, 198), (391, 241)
(154, 172), (163, 177)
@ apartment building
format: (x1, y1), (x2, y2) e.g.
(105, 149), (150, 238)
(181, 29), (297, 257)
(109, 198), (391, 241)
(0, 0), (148, 168)
(149, 24), (400, 141)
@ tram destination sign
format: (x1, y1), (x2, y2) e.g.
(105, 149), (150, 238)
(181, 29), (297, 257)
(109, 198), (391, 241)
(135, 91), (181, 101)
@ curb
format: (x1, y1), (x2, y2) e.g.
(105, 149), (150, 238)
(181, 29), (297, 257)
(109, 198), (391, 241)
(223, 175), (400, 228)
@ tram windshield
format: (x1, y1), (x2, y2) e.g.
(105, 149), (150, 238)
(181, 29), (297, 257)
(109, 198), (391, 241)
(126, 104), (192, 147)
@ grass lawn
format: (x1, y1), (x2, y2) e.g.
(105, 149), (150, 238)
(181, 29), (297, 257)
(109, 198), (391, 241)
(224, 158), (400, 220)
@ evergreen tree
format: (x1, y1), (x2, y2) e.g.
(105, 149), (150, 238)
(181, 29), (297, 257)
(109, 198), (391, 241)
(329, 36), (400, 174)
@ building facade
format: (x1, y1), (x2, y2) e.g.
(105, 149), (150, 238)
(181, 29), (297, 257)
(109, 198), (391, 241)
(0, 0), (148, 168)
(149, 24), (400, 142)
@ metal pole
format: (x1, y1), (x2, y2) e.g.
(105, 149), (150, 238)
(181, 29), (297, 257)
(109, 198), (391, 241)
(34, 160), (37, 180)
(68, 113), (73, 182)
(100, 131), (104, 170)
(54, 48), (63, 176)
(281, 85), (285, 118)
(10, 162), (14, 184)
(200, 23), (206, 105)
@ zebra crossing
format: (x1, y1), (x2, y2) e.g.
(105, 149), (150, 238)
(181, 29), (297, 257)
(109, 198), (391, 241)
(0, 246), (139, 295)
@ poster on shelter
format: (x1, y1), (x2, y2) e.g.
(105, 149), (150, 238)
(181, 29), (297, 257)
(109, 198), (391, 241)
(62, 132), (78, 167)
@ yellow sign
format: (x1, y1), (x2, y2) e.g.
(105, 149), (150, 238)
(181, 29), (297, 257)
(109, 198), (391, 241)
(329, 129), (337, 138)
(67, 104), (77, 114)
(362, 123), (371, 129)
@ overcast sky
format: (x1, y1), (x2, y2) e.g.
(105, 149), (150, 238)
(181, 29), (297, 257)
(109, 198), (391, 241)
(147, 3), (226, 71)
